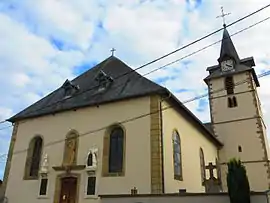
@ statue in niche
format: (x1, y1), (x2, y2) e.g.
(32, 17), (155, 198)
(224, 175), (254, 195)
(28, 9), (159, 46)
(87, 153), (93, 166)
(86, 148), (98, 171)
(63, 135), (77, 166)
(40, 153), (49, 175)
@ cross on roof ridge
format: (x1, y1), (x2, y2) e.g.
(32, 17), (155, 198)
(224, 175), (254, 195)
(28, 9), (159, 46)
(110, 48), (116, 56)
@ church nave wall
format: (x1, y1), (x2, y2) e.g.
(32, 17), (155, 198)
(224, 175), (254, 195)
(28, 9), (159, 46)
(5, 96), (152, 203)
(161, 101), (219, 193)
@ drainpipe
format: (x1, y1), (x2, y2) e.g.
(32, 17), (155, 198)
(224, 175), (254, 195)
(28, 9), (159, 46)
(159, 92), (172, 194)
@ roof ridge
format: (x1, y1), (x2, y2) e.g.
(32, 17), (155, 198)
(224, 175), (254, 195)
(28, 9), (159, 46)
(71, 56), (116, 83)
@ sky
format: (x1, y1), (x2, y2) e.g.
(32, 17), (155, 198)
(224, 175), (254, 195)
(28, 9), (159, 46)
(0, 0), (270, 179)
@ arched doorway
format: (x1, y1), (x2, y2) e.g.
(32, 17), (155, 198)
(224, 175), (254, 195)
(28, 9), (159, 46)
(59, 177), (77, 203)
(54, 174), (79, 203)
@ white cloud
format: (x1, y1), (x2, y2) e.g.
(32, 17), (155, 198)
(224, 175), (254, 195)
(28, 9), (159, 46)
(0, 108), (13, 122)
(1, 0), (97, 51)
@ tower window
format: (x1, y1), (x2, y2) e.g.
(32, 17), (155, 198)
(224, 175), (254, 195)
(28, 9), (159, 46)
(232, 96), (237, 106)
(228, 98), (232, 108)
(228, 96), (237, 108)
(238, 145), (242, 152)
(225, 76), (234, 95)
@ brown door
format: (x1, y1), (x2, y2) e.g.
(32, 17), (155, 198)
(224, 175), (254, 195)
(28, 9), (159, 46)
(59, 177), (77, 203)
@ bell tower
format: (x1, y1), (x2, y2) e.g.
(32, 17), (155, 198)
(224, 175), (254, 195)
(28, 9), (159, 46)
(204, 26), (270, 191)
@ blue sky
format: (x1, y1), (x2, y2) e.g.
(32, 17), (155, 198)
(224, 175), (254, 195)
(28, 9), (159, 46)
(0, 0), (270, 179)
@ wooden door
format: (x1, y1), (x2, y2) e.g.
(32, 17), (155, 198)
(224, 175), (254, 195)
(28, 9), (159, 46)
(59, 177), (77, 203)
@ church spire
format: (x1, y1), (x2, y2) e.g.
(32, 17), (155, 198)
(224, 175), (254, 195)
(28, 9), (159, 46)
(216, 6), (239, 63)
(218, 27), (240, 63)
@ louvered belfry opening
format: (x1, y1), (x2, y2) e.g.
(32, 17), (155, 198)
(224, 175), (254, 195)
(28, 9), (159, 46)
(225, 76), (234, 95)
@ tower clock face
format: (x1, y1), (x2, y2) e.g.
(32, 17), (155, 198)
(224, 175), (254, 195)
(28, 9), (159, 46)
(221, 59), (234, 72)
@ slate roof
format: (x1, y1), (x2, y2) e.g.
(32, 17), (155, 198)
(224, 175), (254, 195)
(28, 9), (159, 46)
(8, 56), (223, 147)
(8, 56), (165, 122)
(204, 28), (260, 87)
(218, 27), (240, 63)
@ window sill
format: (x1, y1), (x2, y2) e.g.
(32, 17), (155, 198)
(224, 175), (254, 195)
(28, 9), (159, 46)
(102, 172), (125, 177)
(174, 175), (183, 181)
(84, 195), (98, 199)
(23, 176), (39, 180)
(37, 195), (49, 199)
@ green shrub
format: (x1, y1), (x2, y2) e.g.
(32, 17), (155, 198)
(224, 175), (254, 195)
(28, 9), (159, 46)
(227, 158), (250, 203)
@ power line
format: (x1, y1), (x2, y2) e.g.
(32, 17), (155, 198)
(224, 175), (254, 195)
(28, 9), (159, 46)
(1, 13), (270, 128)
(0, 3), (268, 125)
(144, 16), (270, 77)
(0, 69), (269, 162)
(0, 15), (269, 129)
(131, 3), (270, 74)
(0, 126), (13, 131)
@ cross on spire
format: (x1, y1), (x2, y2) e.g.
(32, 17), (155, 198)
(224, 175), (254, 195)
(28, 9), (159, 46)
(110, 48), (116, 56)
(216, 6), (231, 27)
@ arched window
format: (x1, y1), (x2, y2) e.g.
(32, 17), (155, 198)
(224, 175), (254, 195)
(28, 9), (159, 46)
(238, 145), (242, 152)
(109, 126), (124, 173)
(102, 125), (125, 176)
(199, 148), (206, 185)
(63, 132), (78, 166)
(172, 130), (182, 180)
(225, 76), (234, 95)
(24, 136), (43, 179)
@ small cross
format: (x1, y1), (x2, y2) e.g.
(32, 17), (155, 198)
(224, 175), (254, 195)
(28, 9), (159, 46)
(206, 162), (217, 179)
(216, 6), (231, 27)
(110, 48), (116, 56)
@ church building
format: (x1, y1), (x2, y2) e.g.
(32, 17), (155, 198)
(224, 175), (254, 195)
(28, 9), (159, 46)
(2, 26), (270, 203)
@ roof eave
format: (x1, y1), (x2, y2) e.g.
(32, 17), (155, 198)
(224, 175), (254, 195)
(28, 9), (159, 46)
(240, 56), (255, 67)
(7, 89), (167, 123)
(203, 77), (209, 85)
(204, 68), (259, 87)
(251, 69), (260, 87)
(163, 89), (223, 148)
(206, 64), (219, 71)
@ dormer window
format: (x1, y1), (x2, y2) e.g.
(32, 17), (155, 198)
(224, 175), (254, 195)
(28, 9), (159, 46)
(62, 79), (79, 98)
(95, 70), (113, 92)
